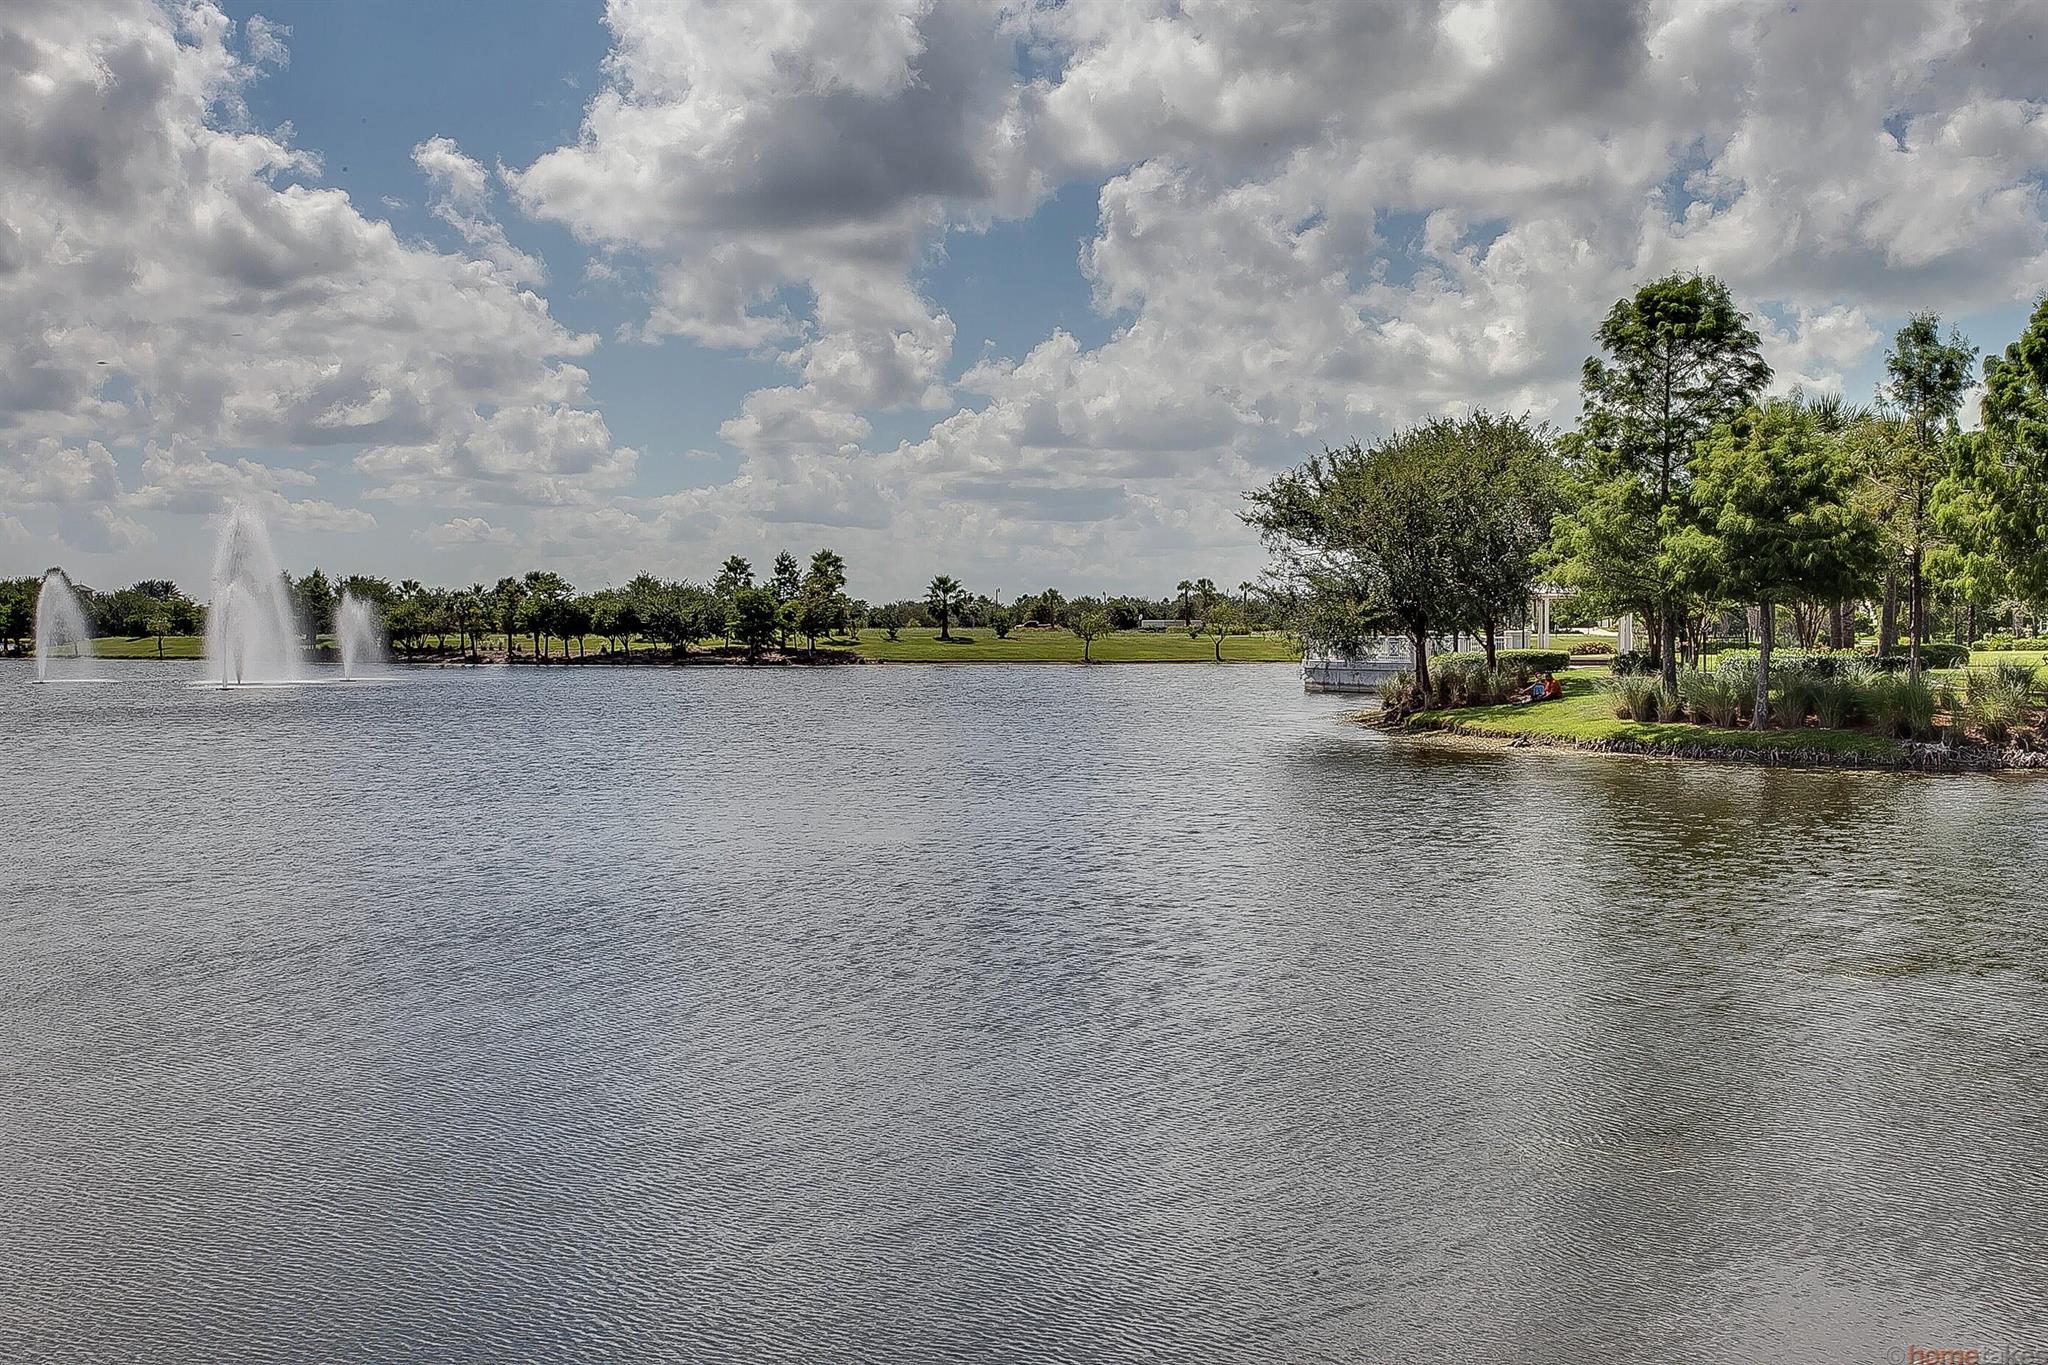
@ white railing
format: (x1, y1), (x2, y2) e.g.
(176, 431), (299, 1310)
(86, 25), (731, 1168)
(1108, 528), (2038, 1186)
(1302, 629), (1533, 692)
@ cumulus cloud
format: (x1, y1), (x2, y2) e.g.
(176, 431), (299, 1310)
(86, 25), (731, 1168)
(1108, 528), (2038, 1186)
(415, 517), (516, 547)
(494, 0), (2045, 592)
(130, 437), (375, 531)
(413, 135), (544, 285)
(0, 0), (624, 559)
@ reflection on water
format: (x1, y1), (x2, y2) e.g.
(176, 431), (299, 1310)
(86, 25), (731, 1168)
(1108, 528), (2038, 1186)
(3, 662), (2044, 1363)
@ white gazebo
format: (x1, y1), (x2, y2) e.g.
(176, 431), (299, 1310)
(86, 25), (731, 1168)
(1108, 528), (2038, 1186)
(1530, 583), (1570, 648)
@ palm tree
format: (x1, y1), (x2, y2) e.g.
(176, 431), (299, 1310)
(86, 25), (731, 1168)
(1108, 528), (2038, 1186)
(1176, 578), (1194, 625)
(492, 577), (525, 661)
(927, 575), (963, 641)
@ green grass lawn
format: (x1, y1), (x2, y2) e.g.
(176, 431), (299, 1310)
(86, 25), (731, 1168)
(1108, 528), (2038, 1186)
(71, 635), (206, 659)
(1409, 674), (1909, 761)
(1971, 649), (2048, 669)
(848, 626), (1301, 663)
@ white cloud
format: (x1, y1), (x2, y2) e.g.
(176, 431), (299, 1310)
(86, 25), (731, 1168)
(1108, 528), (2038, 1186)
(413, 135), (544, 285)
(0, 0), (625, 559)
(416, 517), (516, 547)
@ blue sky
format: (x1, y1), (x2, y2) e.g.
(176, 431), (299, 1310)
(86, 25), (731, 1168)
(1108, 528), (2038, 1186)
(4, 0), (2045, 600)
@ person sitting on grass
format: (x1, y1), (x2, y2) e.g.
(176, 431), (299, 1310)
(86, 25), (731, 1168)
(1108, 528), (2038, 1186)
(1512, 673), (1563, 706)
(1542, 672), (1562, 701)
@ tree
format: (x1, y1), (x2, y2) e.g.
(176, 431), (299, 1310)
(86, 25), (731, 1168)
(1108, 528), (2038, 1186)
(1070, 603), (1111, 662)
(0, 579), (34, 655)
(728, 586), (781, 662)
(715, 556), (754, 593)
(799, 549), (851, 643)
(990, 607), (1015, 639)
(1973, 298), (2048, 602)
(771, 552), (801, 602)
(1880, 312), (1977, 678)
(143, 608), (171, 659)
(293, 569), (335, 647)
(1682, 401), (1881, 728)
(557, 596), (595, 659)
(927, 575), (964, 640)
(1175, 579), (1195, 626)
(1557, 273), (1771, 688)
(871, 602), (909, 641)
(1199, 602), (1244, 661)
(788, 591), (840, 658)
(1249, 416), (1558, 693)
(521, 570), (572, 660)
(1444, 413), (1562, 669)
(806, 548), (847, 598)
(491, 576), (526, 660)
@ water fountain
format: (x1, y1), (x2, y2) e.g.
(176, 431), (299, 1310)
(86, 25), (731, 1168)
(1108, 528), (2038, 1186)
(205, 500), (303, 687)
(336, 591), (386, 681)
(33, 568), (96, 683)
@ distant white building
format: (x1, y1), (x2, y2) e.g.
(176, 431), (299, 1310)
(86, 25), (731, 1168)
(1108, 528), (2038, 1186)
(1138, 618), (1196, 632)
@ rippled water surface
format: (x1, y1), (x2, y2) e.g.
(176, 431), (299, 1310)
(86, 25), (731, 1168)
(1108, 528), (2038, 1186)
(5, 662), (2047, 1363)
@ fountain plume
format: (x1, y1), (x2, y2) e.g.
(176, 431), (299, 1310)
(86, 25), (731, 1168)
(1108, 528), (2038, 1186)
(336, 591), (386, 680)
(34, 568), (96, 683)
(206, 500), (302, 686)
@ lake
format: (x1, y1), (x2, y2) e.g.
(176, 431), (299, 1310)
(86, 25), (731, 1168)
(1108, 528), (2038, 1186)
(4, 661), (2045, 1363)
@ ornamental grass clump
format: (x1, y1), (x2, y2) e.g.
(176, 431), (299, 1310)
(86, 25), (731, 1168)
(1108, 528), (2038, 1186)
(1430, 655), (1508, 707)
(1603, 675), (1667, 721)
(1811, 664), (1871, 731)
(1677, 667), (1744, 727)
(1994, 658), (2040, 692)
(1865, 673), (1936, 739)
(1965, 668), (2033, 746)
(1774, 673), (1821, 726)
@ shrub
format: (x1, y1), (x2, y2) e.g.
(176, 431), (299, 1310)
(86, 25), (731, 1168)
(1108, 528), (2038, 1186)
(1432, 655), (1502, 706)
(1978, 634), (2017, 651)
(1435, 648), (1571, 680)
(1377, 671), (1414, 708)
(1976, 635), (2048, 652)
(1568, 640), (1615, 656)
(1863, 641), (1970, 671)
(1611, 649), (1658, 677)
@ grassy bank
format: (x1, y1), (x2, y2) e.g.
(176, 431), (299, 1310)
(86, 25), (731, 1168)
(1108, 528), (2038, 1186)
(1405, 674), (1914, 765)
(850, 627), (1299, 663)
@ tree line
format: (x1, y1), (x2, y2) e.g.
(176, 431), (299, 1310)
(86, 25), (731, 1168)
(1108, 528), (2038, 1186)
(1250, 275), (2048, 729)
(1, 552), (1279, 663)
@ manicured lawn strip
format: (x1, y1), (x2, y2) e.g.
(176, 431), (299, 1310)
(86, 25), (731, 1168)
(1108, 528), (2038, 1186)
(850, 627), (1299, 663)
(1407, 675), (1909, 761)
(73, 635), (206, 659)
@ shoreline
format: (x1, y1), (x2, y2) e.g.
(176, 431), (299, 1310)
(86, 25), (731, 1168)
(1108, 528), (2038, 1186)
(1395, 710), (2048, 773)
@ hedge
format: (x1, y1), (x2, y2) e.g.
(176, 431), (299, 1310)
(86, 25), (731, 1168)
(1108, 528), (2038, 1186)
(1435, 648), (1572, 677)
